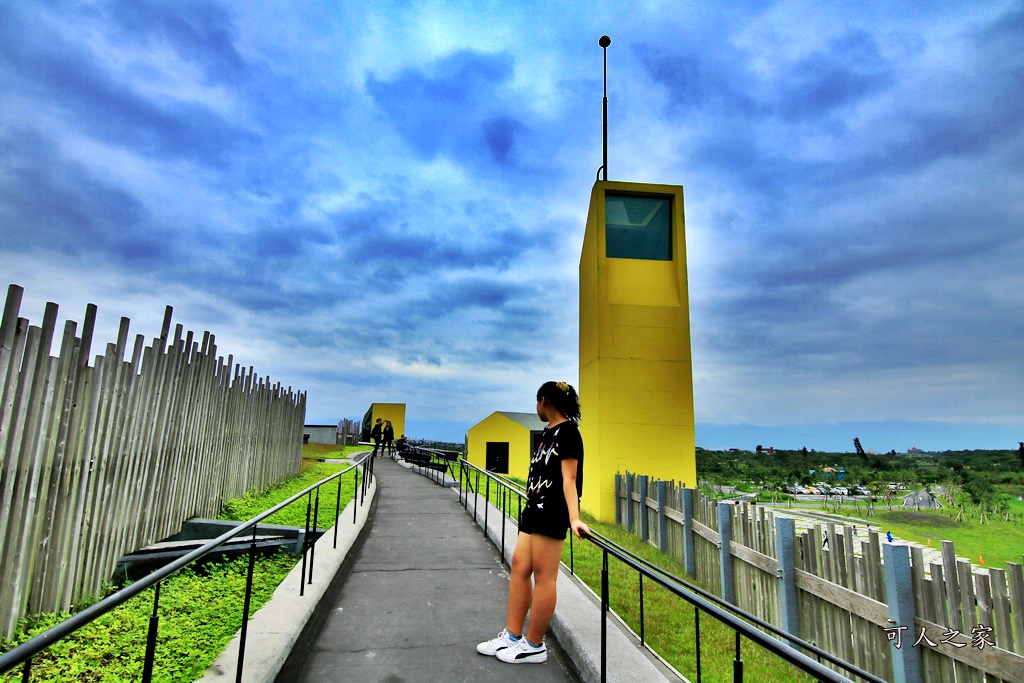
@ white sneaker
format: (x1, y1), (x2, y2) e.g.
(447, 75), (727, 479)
(476, 628), (519, 656)
(496, 636), (547, 664)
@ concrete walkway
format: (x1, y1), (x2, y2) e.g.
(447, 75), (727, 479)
(285, 457), (580, 682)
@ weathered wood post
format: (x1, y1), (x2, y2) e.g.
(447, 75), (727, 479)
(883, 541), (921, 683)
(639, 475), (649, 543)
(656, 480), (668, 553)
(718, 501), (736, 605)
(775, 516), (800, 649)
(682, 487), (696, 578)
(0, 286), (306, 636)
(615, 473), (622, 526)
(625, 472), (634, 533)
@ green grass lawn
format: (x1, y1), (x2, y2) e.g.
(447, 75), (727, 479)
(220, 460), (358, 532)
(300, 443), (371, 470)
(998, 485), (1024, 515)
(872, 509), (1024, 569)
(775, 498), (1024, 570)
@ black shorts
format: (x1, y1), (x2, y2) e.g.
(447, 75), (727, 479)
(518, 504), (569, 540)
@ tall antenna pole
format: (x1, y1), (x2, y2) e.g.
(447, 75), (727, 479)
(600, 35), (611, 181)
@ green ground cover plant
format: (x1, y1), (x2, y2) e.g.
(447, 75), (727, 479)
(0, 553), (296, 683)
(2, 447), (361, 682)
(219, 461), (357, 529)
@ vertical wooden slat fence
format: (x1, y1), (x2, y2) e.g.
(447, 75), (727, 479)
(616, 471), (1024, 683)
(0, 284), (305, 638)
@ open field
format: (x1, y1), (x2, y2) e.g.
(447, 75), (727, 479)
(769, 499), (1024, 570)
(873, 509), (1024, 569)
(999, 485), (1024, 515)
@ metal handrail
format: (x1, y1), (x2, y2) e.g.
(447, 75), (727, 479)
(399, 445), (464, 485)
(457, 459), (876, 683)
(582, 530), (886, 683)
(0, 452), (376, 681)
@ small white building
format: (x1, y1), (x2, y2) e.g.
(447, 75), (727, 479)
(304, 424), (339, 445)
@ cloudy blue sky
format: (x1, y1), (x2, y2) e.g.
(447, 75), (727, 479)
(2, 1), (1021, 452)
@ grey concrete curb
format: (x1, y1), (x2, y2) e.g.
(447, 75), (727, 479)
(460, 489), (680, 683)
(194, 477), (378, 683)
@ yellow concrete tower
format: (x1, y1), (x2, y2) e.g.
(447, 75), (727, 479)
(579, 180), (697, 521)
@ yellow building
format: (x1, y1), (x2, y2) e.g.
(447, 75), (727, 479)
(466, 411), (545, 480)
(361, 402), (407, 442)
(579, 180), (696, 521)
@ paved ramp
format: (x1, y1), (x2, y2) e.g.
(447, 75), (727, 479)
(285, 458), (578, 682)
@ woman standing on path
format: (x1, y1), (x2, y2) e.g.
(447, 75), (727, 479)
(382, 420), (395, 458)
(477, 381), (590, 665)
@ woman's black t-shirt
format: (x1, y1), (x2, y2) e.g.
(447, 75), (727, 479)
(524, 421), (584, 529)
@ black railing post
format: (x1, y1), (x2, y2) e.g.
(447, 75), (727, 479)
(475, 470), (481, 522)
(639, 573), (645, 645)
(141, 582), (161, 683)
(309, 490), (320, 584)
(459, 462), (465, 507)
(569, 532), (575, 575)
(500, 483), (506, 564)
(361, 457), (368, 504)
(353, 468), (360, 522)
(484, 475), (490, 533)
(695, 606), (702, 683)
(300, 491), (312, 596)
(236, 525), (258, 683)
(20, 659), (30, 683)
(601, 549), (609, 683)
(734, 632), (743, 683)
(334, 474), (342, 547)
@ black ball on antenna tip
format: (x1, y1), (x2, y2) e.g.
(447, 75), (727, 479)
(599, 35), (611, 48)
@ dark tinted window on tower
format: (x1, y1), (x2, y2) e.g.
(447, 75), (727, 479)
(605, 194), (672, 260)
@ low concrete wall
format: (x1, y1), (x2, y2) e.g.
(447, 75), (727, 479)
(195, 477), (378, 683)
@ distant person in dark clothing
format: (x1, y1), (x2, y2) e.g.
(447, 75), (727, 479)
(371, 418), (383, 458)
(886, 531), (894, 543)
(383, 420), (395, 458)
